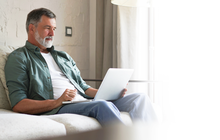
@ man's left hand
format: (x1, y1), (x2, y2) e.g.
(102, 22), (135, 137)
(121, 88), (127, 97)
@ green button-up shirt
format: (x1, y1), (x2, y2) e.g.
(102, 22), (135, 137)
(5, 41), (92, 115)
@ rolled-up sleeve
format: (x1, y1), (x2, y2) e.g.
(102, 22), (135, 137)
(5, 51), (29, 108)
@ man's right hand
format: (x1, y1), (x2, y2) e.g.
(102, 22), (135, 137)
(56, 89), (76, 105)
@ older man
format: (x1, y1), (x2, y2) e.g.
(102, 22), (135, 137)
(5, 8), (157, 126)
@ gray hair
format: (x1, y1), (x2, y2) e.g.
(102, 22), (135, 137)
(26, 8), (56, 33)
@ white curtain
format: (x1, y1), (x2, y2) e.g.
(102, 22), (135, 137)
(95, 1), (156, 102)
(117, 6), (149, 95)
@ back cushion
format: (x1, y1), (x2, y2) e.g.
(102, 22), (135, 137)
(0, 80), (11, 110)
(0, 46), (18, 110)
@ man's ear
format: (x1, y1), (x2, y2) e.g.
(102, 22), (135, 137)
(28, 24), (35, 34)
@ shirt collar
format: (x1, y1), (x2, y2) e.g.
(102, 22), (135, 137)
(25, 40), (55, 52)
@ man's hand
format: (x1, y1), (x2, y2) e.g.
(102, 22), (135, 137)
(121, 88), (127, 98)
(62, 89), (77, 101)
(56, 89), (76, 105)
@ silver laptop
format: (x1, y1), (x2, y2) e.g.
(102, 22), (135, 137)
(62, 68), (134, 104)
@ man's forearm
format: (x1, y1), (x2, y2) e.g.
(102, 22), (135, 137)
(12, 98), (61, 114)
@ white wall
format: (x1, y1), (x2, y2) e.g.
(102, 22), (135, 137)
(154, 0), (220, 138)
(0, 0), (90, 78)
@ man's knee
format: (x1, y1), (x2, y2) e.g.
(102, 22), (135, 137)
(95, 100), (115, 108)
(127, 93), (147, 99)
(126, 93), (152, 104)
(137, 93), (151, 102)
(95, 100), (120, 113)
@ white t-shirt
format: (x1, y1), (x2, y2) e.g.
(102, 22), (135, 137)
(41, 52), (87, 101)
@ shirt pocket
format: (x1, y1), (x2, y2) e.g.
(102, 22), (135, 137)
(62, 61), (80, 80)
(63, 61), (76, 71)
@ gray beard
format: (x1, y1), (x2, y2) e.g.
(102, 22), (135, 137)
(35, 31), (53, 48)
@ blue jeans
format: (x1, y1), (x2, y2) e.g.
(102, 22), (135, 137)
(57, 93), (157, 126)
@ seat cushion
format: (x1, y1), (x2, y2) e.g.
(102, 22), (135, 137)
(0, 113), (66, 140)
(45, 112), (132, 135)
(45, 114), (101, 135)
(0, 109), (132, 139)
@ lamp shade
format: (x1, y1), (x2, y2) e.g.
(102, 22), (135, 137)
(111, 0), (150, 7)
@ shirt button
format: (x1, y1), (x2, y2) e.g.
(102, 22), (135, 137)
(47, 77), (50, 79)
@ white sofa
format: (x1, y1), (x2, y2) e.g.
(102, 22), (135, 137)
(0, 46), (132, 140)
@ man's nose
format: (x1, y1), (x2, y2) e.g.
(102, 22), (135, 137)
(49, 29), (55, 36)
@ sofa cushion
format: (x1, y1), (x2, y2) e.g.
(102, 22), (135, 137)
(0, 113), (66, 140)
(45, 112), (132, 135)
(45, 114), (101, 135)
(0, 46), (18, 109)
(0, 80), (11, 110)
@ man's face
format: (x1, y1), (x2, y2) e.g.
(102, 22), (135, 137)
(34, 15), (56, 48)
